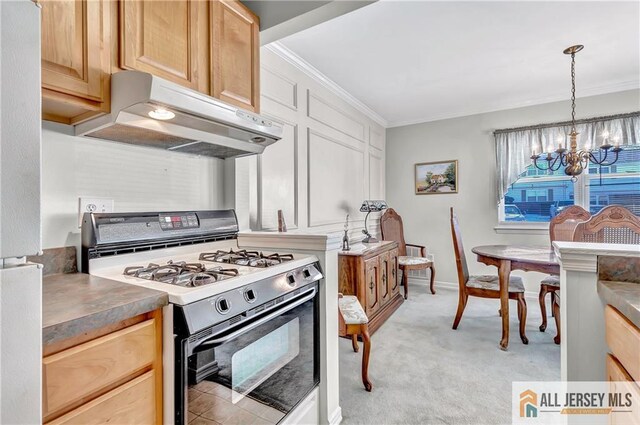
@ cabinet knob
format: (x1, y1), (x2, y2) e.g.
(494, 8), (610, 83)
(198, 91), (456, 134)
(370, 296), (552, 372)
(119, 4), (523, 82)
(369, 279), (374, 290)
(382, 273), (387, 284)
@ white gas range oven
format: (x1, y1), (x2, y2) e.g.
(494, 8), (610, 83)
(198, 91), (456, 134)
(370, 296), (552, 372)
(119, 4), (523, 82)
(81, 210), (323, 425)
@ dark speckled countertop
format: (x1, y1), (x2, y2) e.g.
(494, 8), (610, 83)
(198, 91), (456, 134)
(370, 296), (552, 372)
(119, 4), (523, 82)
(43, 273), (168, 346)
(598, 280), (640, 329)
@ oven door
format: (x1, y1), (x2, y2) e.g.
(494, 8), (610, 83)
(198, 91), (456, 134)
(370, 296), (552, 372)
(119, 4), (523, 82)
(179, 283), (319, 425)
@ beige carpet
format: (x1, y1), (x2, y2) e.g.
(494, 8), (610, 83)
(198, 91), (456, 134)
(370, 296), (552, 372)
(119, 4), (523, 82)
(338, 284), (560, 425)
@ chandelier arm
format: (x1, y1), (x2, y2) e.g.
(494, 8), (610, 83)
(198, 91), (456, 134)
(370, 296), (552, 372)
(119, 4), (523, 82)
(549, 155), (562, 172)
(591, 149), (620, 167)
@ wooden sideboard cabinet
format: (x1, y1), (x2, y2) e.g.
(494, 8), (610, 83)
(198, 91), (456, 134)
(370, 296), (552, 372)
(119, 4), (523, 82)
(338, 241), (403, 335)
(42, 309), (163, 424)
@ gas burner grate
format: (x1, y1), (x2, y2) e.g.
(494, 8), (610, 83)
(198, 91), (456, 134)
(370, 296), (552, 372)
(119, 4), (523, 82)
(199, 250), (294, 268)
(123, 261), (239, 287)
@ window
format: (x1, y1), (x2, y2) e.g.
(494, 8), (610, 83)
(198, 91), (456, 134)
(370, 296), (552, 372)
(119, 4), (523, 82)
(501, 145), (639, 223)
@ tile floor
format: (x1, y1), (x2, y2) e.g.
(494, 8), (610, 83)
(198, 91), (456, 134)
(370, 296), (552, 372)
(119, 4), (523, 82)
(188, 380), (285, 425)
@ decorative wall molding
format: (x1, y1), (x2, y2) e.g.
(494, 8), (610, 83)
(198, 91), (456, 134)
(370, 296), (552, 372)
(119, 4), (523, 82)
(307, 90), (366, 142)
(266, 41), (389, 128)
(306, 129), (365, 228)
(261, 65), (298, 111)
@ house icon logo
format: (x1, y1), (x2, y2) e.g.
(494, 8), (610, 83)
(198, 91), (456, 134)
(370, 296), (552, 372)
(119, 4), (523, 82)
(520, 389), (538, 418)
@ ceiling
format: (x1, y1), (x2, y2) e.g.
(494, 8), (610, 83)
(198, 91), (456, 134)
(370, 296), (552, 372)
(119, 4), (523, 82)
(279, 1), (640, 127)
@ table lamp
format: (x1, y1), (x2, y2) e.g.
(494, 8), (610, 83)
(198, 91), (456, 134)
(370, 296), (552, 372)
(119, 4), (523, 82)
(360, 200), (387, 243)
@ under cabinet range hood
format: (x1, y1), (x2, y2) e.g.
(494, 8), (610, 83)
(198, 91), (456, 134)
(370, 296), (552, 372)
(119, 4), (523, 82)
(75, 71), (283, 159)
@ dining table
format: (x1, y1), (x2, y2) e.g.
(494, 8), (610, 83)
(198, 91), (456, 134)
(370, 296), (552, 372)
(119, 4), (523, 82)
(471, 245), (560, 350)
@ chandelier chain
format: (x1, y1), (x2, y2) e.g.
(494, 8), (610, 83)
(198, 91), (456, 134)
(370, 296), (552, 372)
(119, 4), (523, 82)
(570, 52), (576, 133)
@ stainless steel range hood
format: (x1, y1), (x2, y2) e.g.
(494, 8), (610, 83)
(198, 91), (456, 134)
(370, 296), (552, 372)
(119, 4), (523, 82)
(75, 71), (283, 159)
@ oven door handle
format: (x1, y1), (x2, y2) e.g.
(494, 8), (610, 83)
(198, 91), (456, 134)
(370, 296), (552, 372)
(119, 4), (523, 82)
(193, 286), (317, 352)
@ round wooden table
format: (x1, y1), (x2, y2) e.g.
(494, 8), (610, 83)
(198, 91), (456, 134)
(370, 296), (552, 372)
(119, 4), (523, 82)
(471, 245), (560, 350)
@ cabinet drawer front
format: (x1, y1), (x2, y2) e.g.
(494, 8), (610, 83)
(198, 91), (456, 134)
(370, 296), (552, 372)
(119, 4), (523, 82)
(378, 251), (390, 304)
(364, 257), (380, 315)
(43, 319), (156, 416)
(389, 248), (399, 295)
(606, 354), (640, 425)
(48, 370), (157, 425)
(605, 305), (640, 380)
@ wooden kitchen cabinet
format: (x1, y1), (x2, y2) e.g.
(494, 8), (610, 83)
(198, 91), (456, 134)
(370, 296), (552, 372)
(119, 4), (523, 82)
(41, 0), (261, 124)
(210, 0), (260, 112)
(339, 241), (403, 336)
(40, 0), (111, 124)
(119, 0), (209, 92)
(605, 305), (640, 380)
(42, 310), (163, 424)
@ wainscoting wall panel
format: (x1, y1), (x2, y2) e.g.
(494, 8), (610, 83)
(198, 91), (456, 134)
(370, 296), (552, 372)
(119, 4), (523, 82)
(238, 47), (386, 236)
(307, 130), (365, 227)
(307, 91), (366, 142)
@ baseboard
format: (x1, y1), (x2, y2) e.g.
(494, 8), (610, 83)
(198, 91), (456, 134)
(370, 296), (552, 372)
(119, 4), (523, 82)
(408, 277), (541, 300)
(328, 406), (342, 425)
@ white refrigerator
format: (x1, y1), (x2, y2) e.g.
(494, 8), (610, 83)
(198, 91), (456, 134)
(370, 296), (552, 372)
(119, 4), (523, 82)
(0, 1), (43, 423)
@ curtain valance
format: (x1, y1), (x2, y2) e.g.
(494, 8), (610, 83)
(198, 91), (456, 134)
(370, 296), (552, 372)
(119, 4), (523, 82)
(494, 112), (640, 204)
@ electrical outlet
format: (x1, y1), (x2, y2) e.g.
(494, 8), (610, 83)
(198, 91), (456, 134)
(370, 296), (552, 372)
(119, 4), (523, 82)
(78, 197), (114, 228)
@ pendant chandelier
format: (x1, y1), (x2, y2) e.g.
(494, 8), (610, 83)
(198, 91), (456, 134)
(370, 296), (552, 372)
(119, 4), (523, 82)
(530, 45), (623, 182)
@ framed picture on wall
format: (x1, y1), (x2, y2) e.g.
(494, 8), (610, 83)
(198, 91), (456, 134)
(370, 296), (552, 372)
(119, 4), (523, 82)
(415, 160), (458, 194)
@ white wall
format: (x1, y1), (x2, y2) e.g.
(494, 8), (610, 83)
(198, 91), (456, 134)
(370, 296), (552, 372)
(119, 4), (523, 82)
(385, 89), (640, 293)
(238, 46), (386, 237)
(41, 123), (226, 250)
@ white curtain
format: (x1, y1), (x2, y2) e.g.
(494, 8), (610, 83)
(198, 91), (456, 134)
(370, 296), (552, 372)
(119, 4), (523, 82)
(494, 112), (640, 204)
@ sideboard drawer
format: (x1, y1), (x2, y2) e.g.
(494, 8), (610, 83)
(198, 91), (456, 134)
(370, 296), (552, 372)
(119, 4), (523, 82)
(48, 370), (157, 425)
(605, 305), (640, 381)
(43, 319), (156, 416)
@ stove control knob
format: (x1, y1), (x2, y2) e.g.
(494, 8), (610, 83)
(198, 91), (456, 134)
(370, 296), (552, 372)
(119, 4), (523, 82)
(216, 298), (231, 314)
(244, 289), (257, 303)
(286, 273), (296, 287)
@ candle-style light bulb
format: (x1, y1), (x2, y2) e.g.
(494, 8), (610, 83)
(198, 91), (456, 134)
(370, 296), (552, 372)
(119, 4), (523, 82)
(602, 131), (609, 146)
(614, 137), (620, 148)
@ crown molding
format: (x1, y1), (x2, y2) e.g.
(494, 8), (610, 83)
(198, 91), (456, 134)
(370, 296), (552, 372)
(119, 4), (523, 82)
(265, 41), (389, 128)
(387, 80), (640, 128)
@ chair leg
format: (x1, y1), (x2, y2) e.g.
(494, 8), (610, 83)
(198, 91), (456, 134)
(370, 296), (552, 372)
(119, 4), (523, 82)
(517, 295), (529, 345)
(550, 290), (556, 317)
(539, 285), (548, 332)
(402, 269), (409, 300)
(452, 292), (468, 330)
(360, 324), (372, 392)
(553, 299), (561, 345)
(429, 265), (436, 295)
(351, 334), (359, 353)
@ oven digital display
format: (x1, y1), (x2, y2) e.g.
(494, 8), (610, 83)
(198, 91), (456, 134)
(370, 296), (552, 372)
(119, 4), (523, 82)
(159, 213), (199, 230)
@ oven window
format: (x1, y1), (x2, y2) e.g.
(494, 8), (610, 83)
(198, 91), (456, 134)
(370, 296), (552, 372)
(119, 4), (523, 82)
(186, 293), (318, 425)
(232, 318), (300, 403)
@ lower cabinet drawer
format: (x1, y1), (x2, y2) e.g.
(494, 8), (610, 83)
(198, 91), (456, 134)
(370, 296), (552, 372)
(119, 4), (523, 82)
(606, 354), (640, 425)
(48, 370), (157, 425)
(605, 305), (640, 381)
(43, 319), (156, 417)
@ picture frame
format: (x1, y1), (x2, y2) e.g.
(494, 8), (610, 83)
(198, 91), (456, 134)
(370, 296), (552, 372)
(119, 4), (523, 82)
(415, 160), (458, 195)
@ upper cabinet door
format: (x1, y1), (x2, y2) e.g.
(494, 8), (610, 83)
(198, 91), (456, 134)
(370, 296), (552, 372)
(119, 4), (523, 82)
(120, 0), (208, 92)
(211, 0), (260, 112)
(41, 0), (110, 122)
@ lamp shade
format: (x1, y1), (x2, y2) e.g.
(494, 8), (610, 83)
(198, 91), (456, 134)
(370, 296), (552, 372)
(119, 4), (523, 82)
(359, 200), (388, 213)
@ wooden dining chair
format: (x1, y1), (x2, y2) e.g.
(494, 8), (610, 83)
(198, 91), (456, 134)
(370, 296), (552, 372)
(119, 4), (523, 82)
(539, 206), (591, 336)
(573, 205), (640, 244)
(380, 208), (435, 298)
(450, 208), (528, 344)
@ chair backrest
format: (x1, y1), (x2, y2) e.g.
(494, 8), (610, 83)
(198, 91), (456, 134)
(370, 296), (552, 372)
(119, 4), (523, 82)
(573, 205), (640, 244)
(549, 205), (591, 243)
(450, 207), (469, 288)
(380, 208), (407, 256)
